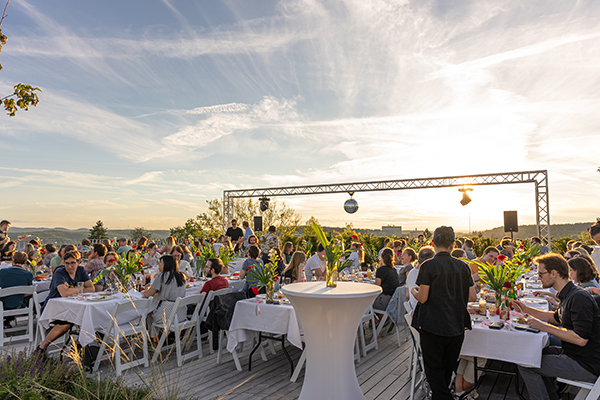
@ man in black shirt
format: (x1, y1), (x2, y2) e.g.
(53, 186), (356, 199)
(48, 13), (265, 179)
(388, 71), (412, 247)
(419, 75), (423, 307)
(411, 226), (476, 400)
(0, 220), (10, 247)
(515, 254), (600, 400)
(226, 219), (244, 251)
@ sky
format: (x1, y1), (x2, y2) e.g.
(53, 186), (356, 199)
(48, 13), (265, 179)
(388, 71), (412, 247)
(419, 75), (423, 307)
(1, 0), (599, 233)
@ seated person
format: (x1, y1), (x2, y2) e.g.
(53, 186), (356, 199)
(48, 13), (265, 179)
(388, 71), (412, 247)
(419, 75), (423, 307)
(469, 246), (499, 284)
(42, 244), (58, 267)
(569, 257), (600, 289)
(373, 248), (400, 311)
(282, 251), (307, 283)
(143, 255), (186, 339)
(143, 243), (160, 268)
(50, 244), (77, 273)
(241, 245), (265, 294)
(0, 251), (34, 328)
(515, 254), (600, 400)
(198, 258), (229, 309)
(0, 241), (16, 261)
(37, 251), (94, 354)
(84, 243), (106, 281)
(397, 248), (417, 285)
(171, 245), (192, 279)
(304, 244), (326, 281)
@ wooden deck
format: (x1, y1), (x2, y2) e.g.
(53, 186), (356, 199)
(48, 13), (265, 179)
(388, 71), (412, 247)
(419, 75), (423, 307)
(117, 324), (427, 400)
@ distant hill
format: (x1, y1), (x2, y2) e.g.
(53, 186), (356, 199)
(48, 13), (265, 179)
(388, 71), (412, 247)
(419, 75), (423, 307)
(8, 228), (172, 246)
(473, 222), (594, 240)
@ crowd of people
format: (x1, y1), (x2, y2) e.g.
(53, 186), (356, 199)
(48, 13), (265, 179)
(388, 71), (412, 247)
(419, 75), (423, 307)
(3, 216), (600, 400)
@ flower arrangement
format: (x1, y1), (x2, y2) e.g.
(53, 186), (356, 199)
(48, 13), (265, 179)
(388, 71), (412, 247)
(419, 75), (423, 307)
(312, 222), (352, 287)
(193, 240), (236, 275)
(246, 249), (279, 303)
(93, 253), (145, 292)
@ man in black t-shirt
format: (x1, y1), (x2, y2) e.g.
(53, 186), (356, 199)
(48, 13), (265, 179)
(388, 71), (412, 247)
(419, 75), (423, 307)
(411, 226), (476, 400)
(0, 220), (10, 247)
(515, 254), (600, 400)
(226, 219), (244, 251)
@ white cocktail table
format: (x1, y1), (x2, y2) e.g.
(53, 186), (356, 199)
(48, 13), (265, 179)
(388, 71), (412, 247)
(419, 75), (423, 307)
(282, 282), (381, 400)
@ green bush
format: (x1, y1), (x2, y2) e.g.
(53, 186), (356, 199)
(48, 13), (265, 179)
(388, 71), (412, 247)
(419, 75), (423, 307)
(0, 349), (152, 400)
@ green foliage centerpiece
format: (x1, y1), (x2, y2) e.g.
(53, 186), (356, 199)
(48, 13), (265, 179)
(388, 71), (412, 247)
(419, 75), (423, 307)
(194, 240), (236, 276)
(312, 222), (352, 288)
(246, 250), (279, 303)
(94, 254), (145, 292)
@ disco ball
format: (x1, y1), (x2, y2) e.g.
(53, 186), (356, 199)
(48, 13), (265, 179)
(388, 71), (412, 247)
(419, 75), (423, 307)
(344, 198), (359, 214)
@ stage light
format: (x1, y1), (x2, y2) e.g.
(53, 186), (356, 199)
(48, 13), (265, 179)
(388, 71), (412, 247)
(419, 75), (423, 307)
(458, 187), (473, 206)
(344, 192), (359, 214)
(259, 197), (270, 211)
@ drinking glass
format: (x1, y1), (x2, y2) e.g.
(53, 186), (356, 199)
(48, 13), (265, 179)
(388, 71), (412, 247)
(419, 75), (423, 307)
(284, 277), (291, 285)
(77, 282), (84, 296)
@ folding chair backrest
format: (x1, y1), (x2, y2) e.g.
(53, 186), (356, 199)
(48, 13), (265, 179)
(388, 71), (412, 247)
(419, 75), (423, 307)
(167, 293), (206, 326)
(404, 300), (413, 315)
(228, 280), (245, 292)
(214, 287), (232, 297)
(404, 313), (422, 352)
(0, 285), (36, 297)
(111, 297), (154, 324)
(34, 291), (49, 316)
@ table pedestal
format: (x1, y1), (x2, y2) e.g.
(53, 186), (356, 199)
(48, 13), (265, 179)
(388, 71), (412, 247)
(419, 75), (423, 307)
(282, 282), (381, 400)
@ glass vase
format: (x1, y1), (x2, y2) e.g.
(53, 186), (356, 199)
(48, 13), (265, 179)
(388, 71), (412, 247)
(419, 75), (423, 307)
(326, 262), (338, 288)
(265, 281), (275, 304)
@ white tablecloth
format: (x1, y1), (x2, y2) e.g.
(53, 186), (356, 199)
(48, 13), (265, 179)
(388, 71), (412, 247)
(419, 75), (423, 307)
(228, 258), (246, 273)
(227, 298), (302, 352)
(39, 293), (143, 347)
(461, 321), (549, 368)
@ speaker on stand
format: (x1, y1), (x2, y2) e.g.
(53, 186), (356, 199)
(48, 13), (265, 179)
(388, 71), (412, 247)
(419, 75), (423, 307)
(503, 211), (518, 240)
(254, 216), (263, 233)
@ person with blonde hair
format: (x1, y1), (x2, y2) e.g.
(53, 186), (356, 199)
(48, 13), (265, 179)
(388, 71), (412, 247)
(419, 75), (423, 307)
(282, 251), (306, 283)
(159, 236), (176, 255)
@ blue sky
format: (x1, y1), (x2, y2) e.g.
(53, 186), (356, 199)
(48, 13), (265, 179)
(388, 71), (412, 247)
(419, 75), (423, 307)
(1, 0), (599, 232)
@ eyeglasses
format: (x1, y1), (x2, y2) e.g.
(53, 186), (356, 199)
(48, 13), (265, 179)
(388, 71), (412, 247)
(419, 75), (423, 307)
(65, 261), (78, 266)
(538, 270), (550, 276)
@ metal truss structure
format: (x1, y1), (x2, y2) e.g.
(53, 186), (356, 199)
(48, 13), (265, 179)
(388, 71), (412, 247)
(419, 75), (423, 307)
(223, 170), (550, 245)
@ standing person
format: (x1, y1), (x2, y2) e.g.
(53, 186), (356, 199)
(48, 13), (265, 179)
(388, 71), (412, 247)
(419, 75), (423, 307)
(259, 226), (280, 264)
(411, 226), (477, 400)
(226, 219), (244, 251)
(0, 220), (11, 247)
(242, 220), (254, 245)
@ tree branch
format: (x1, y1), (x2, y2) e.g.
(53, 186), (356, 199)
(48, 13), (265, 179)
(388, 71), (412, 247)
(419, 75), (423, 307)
(0, 0), (10, 28)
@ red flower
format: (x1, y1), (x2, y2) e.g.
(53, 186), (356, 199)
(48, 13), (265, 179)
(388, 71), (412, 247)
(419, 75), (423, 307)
(41, 249), (46, 254)
(196, 252), (201, 257)
(252, 286), (259, 295)
(107, 258), (116, 263)
(360, 243), (364, 247)
(273, 276), (279, 282)
(503, 281), (512, 288)
(190, 278), (194, 282)
(133, 245), (138, 249)
(350, 234), (359, 242)
(527, 258), (532, 263)
(519, 244), (524, 249)
(247, 265), (253, 270)
(497, 254), (507, 262)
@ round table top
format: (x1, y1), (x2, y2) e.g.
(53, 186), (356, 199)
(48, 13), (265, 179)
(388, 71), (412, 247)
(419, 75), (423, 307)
(281, 282), (381, 299)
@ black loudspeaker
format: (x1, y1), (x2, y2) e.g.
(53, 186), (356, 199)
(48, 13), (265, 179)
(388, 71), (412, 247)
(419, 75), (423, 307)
(254, 216), (263, 232)
(504, 211), (518, 232)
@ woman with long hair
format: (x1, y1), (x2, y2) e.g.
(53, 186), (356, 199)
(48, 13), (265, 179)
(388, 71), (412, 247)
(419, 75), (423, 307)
(159, 236), (177, 255)
(569, 257), (599, 288)
(101, 239), (114, 253)
(282, 251), (306, 283)
(137, 236), (148, 252)
(373, 248), (400, 311)
(144, 254), (186, 338)
(282, 242), (294, 264)
(0, 241), (17, 261)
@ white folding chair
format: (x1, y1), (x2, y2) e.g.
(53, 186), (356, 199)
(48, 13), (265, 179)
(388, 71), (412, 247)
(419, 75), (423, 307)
(373, 285), (407, 346)
(151, 293), (206, 367)
(228, 280), (245, 292)
(0, 286), (36, 346)
(404, 311), (424, 400)
(357, 305), (378, 357)
(34, 291), (49, 346)
(199, 287), (232, 354)
(557, 376), (600, 400)
(93, 297), (153, 375)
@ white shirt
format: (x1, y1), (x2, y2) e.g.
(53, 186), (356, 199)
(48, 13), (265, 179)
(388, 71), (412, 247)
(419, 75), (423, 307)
(591, 246), (600, 270)
(349, 251), (360, 270)
(304, 253), (326, 281)
(406, 267), (420, 310)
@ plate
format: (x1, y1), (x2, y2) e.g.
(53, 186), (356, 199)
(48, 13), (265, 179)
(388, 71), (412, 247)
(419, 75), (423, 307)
(255, 294), (266, 299)
(471, 315), (486, 322)
(87, 295), (115, 302)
